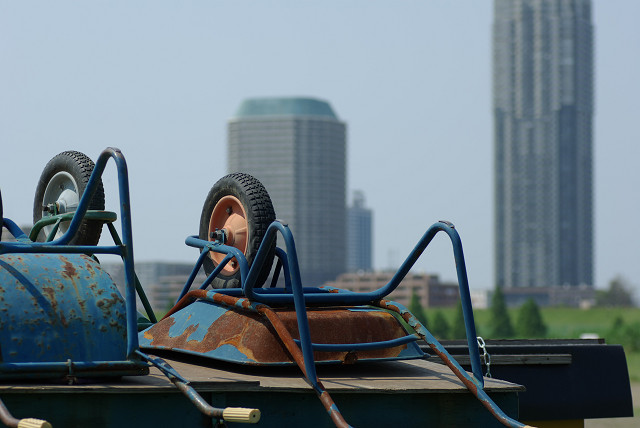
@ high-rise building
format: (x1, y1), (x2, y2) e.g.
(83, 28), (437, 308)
(228, 97), (347, 286)
(493, 0), (594, 289)
(347, 190), (373, 272)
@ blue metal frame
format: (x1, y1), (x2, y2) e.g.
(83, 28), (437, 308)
(180, 219), (483, 387)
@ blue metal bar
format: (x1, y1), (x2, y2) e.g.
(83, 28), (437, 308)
(440, 221), (484, 387)
(0, 242), (124, 255)
(269, 257), (283, 288)
(101, 149), (139, 358)
(273, 247), (292, 290)
(242, 222), (279, 292)
(134, 351), (189, 384)
(260, 224), (318, 388)
(211, 287), (328, 297)
(0, 218), (30, 243)
(105, 222), (157, 324)
(177, 248), (211, 301)
(0, 360), (146, 374)
(199, 253), (236, 287)
(184, 237), (249, 281)
(293, 334), (419, 352)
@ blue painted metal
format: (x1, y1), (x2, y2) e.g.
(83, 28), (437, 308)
(141, 296), (424, 365)
(179, 220), (482, 384)
(293, 334), (419, 352)
(0, 253), (144, 377)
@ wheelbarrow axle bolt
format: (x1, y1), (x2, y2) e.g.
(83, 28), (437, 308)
(210, 229), (227, 243)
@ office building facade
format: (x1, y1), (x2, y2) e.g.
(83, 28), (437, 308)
(228, 97), (347, 286)
(493, 0), (594, 288)
(326, 272), (459, 308)
(347, 190), (373, 272)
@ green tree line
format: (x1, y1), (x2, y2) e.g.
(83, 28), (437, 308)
(407, 275), (637, 343)
(407, 288), (548, 340)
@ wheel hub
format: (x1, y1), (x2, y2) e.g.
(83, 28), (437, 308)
(41, 171), (80, 239)
(208, 195), (248, 275)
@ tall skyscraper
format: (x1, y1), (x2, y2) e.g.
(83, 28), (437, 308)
(228, 97), (347, 286)
(493, 0), (594, 289)
(347, 190), (373, 272)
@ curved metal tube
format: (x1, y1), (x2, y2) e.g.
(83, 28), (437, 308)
(135, 351), (260, 424)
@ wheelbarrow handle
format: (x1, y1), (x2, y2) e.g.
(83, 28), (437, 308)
(173, 379), (261, 423)
(17, 419), (52, 428)
(135, 350), (261, 424)
(222, 408), (262, 424)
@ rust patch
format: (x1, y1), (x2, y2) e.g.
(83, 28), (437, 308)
(61, 260), (78, 279)
(152, 291), (411, 365)
(274, 308), (409, 362)
(145, 311), (291, 363)
(59, 313), (68, 328)
(96, 293), (125, 316)
(41, 286), (58, 311)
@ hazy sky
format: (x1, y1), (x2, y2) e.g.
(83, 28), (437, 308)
(1, 1), (638, 294)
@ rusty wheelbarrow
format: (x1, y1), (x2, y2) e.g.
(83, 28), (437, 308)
(139, 172), (532, 428)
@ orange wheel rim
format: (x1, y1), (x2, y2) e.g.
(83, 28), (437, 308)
(208, 195), (248, 275)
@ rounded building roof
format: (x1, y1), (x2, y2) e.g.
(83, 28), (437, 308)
(234, 97), (338, 119)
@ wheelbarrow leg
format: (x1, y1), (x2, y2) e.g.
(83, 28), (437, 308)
(377, 300), (533, 428)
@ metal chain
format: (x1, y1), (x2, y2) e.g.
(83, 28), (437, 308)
(477, 336), (492, 378)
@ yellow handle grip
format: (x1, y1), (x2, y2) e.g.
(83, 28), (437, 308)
(17, 419), (52, 428)
(222, 407), (261, 424)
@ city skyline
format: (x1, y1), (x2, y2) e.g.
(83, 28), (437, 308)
(1, 2), (638, 293)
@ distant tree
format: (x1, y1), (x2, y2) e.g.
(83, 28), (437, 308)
(451, 299), (468, 339)
(596, 276), (636, 307)
(625, 323), (640, 352)
(515, 298), (547, 338)
(606, 316), (640, 352)
(162, 299), (176, 317)
(489, 287), (515, 338)
(408, 291), (428, 327)
(606, 316), (626, 344)
(431, 311), (450, 340)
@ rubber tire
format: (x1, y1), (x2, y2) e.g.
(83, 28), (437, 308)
(199, 173), (276, 289)
(33, 151), (105, 245)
